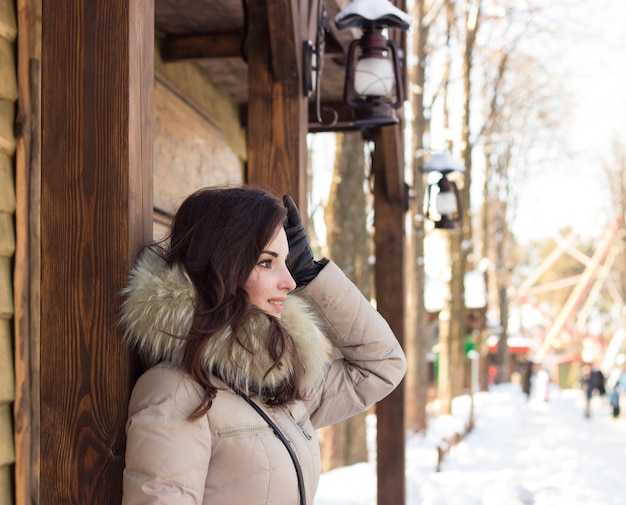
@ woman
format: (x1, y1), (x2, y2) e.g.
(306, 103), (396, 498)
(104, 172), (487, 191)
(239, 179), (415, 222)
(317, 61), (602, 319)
(120, 186), (406, 504)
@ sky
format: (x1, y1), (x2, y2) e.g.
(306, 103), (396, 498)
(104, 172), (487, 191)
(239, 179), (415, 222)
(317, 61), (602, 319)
(314, 380), (626, 505)
(509, 0), (626, 243)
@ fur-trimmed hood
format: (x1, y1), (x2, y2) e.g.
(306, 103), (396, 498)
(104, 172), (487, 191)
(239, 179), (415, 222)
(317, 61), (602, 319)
(120, 247), (331, 396)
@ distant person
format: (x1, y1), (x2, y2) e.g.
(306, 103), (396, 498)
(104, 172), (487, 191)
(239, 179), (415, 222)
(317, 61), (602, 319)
(521, 360), (533, 400)
(608, 366), (625, 418)
(535, 367), (550, 402)
(609, 386), (620, 418)
(581, 364), (606, 418)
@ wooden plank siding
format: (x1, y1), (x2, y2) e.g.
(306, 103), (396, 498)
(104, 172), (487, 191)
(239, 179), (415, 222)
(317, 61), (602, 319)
(152, 78), (243, 220)
(154, 44), (247, 167)
(0, 0), (17, 503)
(14, 0), (41, 502)
(39, 2), (153, 503)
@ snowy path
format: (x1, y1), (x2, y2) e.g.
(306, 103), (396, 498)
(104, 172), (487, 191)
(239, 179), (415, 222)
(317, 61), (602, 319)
(315, 384), (626, 505)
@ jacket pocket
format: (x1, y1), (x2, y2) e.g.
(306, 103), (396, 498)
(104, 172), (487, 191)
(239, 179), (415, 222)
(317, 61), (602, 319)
(217, 425), (273, 438)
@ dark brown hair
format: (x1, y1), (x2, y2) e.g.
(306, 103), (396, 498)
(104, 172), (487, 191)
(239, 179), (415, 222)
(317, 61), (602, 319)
(165, 186), (303, 419)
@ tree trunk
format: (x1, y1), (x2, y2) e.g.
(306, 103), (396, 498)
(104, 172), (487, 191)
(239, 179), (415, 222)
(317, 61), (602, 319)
(449, 0), (482, 400)
(319, 130), (371, 471)
(406, 0), (430, 434)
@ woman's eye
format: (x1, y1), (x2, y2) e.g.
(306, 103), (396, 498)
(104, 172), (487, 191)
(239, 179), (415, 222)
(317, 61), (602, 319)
(257, 259), (272, 269)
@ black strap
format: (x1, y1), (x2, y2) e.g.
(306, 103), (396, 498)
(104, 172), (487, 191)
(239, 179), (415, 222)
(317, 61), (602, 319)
(234, 389), (306, 505)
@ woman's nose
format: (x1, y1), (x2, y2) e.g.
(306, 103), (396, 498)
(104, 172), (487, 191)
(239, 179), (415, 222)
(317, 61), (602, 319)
(282, 266), (297, 291)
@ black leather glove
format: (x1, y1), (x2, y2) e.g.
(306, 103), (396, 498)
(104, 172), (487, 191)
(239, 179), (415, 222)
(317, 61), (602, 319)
(283, 195), (326, 287)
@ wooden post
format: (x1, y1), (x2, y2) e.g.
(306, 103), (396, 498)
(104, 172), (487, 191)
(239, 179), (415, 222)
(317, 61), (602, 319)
(40, 1), (153, 503)
(246, 0), (308, 208)
(373, 124), (406, 505)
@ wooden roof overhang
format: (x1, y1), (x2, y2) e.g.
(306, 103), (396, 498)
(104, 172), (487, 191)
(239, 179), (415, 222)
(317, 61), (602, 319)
(153, 0), (408, 214)
(156, 0), (377, 131)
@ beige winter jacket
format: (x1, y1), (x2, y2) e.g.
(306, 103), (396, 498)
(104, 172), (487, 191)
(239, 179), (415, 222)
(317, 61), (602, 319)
(120, 249), (406, 505)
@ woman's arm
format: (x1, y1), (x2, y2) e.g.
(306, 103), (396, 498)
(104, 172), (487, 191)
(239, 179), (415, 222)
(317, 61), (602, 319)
(281, 195), (405, 427)
(297, 260), (407, 428)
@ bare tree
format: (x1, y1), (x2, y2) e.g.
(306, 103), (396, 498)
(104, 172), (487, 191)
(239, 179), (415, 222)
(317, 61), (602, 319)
(426, 0), (482, 413)
(415, 0), (573, 400)
(318, 131), (372, 471)
(406, 0), (445, 433)
(477, 42), (568, 380)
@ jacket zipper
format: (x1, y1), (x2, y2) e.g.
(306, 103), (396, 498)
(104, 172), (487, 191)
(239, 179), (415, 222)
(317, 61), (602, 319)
(297, 419), (313, 441)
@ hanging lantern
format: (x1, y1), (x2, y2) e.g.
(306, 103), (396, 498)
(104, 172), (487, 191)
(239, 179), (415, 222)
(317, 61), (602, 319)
(422, 152), (466, 229)
(334, 0), (411, 127)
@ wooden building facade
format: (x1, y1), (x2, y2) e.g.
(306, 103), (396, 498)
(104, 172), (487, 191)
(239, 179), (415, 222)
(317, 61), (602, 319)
(1, 0), (17, 502)
(4, 0), (408, 503)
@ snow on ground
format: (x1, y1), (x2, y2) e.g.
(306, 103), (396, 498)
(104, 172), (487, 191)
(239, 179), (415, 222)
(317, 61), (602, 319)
(315, 383), (626, 505)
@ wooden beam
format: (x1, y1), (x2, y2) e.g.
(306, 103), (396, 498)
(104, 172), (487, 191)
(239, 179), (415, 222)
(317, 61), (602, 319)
(160, 30), (344, 64)
(161, 32), (242, 61)
(307, 102), (368, 133)
(40, 1), (153, 503)
(378, 123), (405, 203)
(267, 0), (299, 81)
(243, 100), (368, 132)
(246, 0), (307, 207)
(372, 124), (406, 505)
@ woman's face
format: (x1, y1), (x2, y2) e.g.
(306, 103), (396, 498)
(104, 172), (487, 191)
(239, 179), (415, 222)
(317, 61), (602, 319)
(244, 226), (296, 319)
